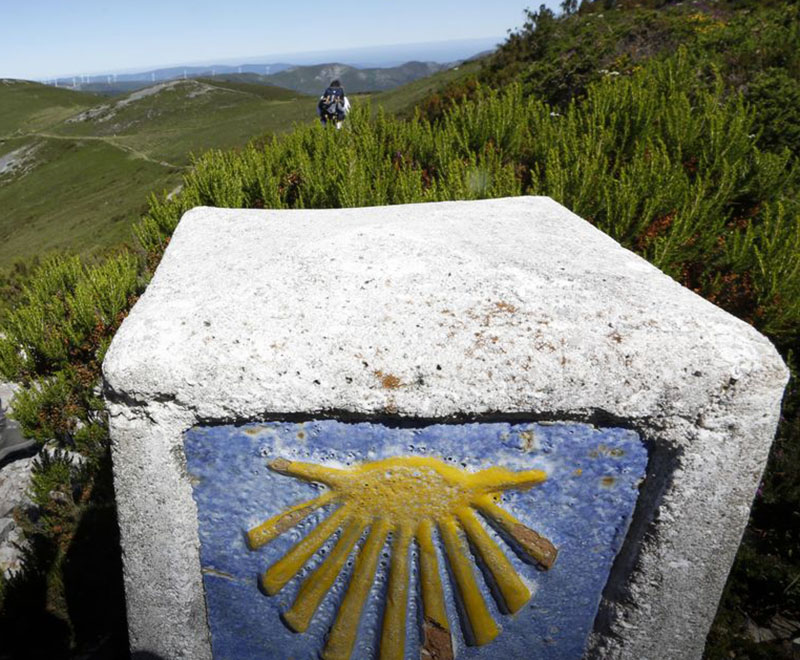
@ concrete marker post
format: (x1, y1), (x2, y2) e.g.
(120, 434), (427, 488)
(103, 197), (788, 659)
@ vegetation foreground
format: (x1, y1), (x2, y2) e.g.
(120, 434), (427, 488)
(0, 1), (798, 658)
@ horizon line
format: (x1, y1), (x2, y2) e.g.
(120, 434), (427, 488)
(28, 35), (503, 82)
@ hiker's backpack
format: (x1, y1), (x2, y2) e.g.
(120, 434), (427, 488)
(321, 86), (345, 116)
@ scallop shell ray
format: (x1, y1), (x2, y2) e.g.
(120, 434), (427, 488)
(247, 455), (558, 660)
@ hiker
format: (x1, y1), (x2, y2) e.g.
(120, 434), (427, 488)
(317, 79), (350, 129)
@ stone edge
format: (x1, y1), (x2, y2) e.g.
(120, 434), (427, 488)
(103, 200), (790, 660)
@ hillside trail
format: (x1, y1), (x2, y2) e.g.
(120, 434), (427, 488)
(1, 130), (186, 170)
(201, 80), (260, 97)
(0, 80), (291, 173)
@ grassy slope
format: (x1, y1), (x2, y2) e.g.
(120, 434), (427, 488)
(69, 80), (154, 97)
(0, 136), (179, 265)
(0, 80), (98, 134)
(363, 59), (482, 116)
(50, 79), (314, 164)
(0, 79), (317, 275)
(193, 77), (302, 100)
(0, 69), (460, 280)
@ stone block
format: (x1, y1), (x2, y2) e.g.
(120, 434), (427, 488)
(103, 197), (788, 660)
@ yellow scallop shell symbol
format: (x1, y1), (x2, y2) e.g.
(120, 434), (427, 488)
(247, 455), (557, 660)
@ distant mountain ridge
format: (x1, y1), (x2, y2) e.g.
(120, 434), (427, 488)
(50, 62), (296, 88)
(45, 60), (456, 97)
(36, 36), (500, 85)
(265, 61), (449, 95)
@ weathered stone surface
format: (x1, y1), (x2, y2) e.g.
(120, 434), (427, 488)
(0, 455), (33, 577)
(0, 382), (19, 413)
(0, 383), (33, 577)
(0, 524), (26, 577)
(103, 197), (788, 660)
(0, 456), (32, 519)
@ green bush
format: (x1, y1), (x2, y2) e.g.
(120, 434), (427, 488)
(135, 58), (799, 341)
(0, 252), (140, 381)
(746, 68), (800, 156)
(0, 256), (41, 325)
(0, 252), (142, 655)
(11, 371), (84, 445)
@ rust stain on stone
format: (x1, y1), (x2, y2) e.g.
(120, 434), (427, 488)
(374, 370), (402, 389)
(421, 616), (454, 660)
(267, 508), (308, 537)
(513, 523), (558, 570)
(495, 301), (518, 314)
(269, 457), (291, 472)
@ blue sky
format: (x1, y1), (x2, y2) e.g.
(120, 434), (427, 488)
(1, 0), (562, 80)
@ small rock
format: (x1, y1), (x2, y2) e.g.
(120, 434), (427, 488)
(0, 456), (34, 518)
(48, 489), (70, 505)
(769, 613), (800, 640)
(0, 455), (35, 577)
(0, 523), (26, 577)
(0, 517), (14, 543)
(746, 616), (778, 643)
(0, 381), (20, 412)
(1, 382), (35, 463)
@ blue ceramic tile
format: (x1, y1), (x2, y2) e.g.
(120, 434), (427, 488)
(184, 420), (646, 660)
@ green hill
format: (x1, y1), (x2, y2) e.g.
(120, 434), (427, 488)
(0, 68), (458, 279)
(192, 76), (304, 100)
(264, 60), (449, 95)
(361, 59), (483, 116)
(0, 79), (99, 134)
(0, 135), (178, 266)
(65, 80), (154, 97)
(0, 79), (316, 273)
(415, 1), (800, 159)
(50, 78), (312, 164)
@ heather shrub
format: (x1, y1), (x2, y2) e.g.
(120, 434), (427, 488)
(135, 56), (800, 338)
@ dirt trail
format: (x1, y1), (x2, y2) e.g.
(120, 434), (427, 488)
(1, 131), (186, 170)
